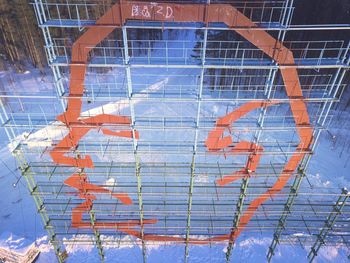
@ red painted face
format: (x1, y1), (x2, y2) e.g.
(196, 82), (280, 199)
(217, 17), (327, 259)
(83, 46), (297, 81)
(50, 2), (313, 244)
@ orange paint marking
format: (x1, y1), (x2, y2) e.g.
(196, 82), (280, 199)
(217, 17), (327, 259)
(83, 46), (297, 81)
(64, 173), (133, 205)
(206, 101), (280, 151)
(206, 102), (276, 187)
(65, 173), (158, 230)
(71, 199), (157, 229)
(215, 141), (264, 186)
(49, 1), (314, 244)
(50, 114), (137, 168)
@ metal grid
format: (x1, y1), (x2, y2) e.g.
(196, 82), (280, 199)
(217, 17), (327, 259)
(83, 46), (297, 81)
(0, 0), (349, 262)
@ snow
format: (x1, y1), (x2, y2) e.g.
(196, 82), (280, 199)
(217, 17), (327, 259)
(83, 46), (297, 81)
(23, 78), (168, 149)
(0, 32), (349, 262)
(0, 232), (33, 254)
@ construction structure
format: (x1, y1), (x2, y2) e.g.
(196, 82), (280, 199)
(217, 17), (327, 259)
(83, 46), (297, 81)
(0, 0), (349, 262)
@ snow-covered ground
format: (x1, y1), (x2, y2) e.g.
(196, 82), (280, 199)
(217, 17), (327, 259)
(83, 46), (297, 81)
(0, 28), (349, 262)
(0, 66), (349, 263)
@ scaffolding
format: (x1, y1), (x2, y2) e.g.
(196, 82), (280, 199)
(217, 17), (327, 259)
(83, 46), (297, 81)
(0, 0), (349, 262)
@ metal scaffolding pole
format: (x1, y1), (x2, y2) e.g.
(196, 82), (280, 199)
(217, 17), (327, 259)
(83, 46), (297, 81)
(89, 210), (105, 262)
(225, 177), (250, 262)
(184, 2), (209, 260)
(136, 157), (147, 263)
(184, 155), (196, 262)
(267, 168), (306, 262)
(122, 26), (139, 152)
(76, 168), (105, 262)
(308, 188), (349, 262)
(0, 99), (16, 141)
(122, 24), (146, 263)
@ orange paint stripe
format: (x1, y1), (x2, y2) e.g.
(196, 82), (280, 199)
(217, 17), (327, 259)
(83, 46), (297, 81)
(64, 173), (133, 205)
(49, 2), (313, 244)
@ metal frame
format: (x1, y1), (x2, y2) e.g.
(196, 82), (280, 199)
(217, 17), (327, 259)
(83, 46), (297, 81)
(0, 1), (348, 262)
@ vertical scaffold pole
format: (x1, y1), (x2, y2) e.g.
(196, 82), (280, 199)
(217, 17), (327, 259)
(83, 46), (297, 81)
(0, 99), (16, 141)
(121, 17), (146, 262)
(308, 188), (349, 263)
(225, 177), (250, 262)
(184, 1), (209, 261)
(267, 168), (306, 262)
(89, 210), (105, 262)
(184, 155), (196, 262)
(80, 169), (105, 262)
(136, 157), (147, 263)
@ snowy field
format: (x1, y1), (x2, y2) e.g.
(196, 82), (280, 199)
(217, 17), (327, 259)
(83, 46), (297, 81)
(0, 26), (349, 262)
(0, 66), (349, 263)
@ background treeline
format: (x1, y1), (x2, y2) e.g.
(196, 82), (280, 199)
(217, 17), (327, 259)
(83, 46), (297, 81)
(0, 0), (47, 72)
(0, 0), (349, 73)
